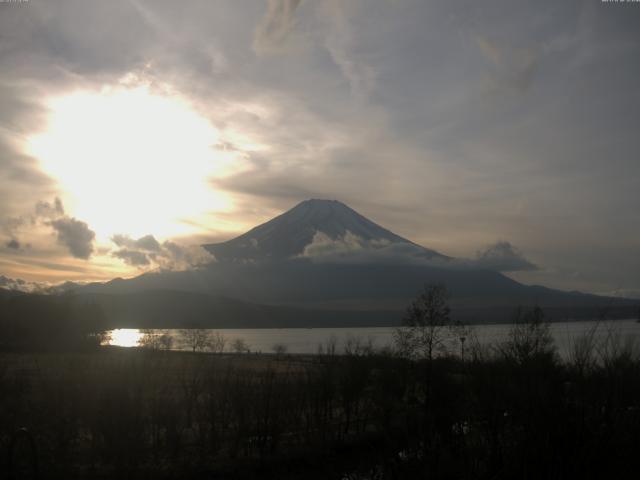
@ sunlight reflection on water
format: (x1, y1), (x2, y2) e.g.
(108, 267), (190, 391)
(107, 328), (143, 347)
(104, 320), (640, 357)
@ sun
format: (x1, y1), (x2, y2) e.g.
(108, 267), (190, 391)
(27, 83), (234, 241)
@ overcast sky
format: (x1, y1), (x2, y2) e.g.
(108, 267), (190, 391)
(0, 0), (638, 296)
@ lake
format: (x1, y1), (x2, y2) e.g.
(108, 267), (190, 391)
(106, 319), (640, 359)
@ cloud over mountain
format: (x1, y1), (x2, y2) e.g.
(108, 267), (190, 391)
(298, 230), (448, 267)
(0, 275), (43, 293)
(112, 234), (162, 252)
(204, 200), (535, 273)
(298, 230), (536, 273)
(113, 248), (151, 266)
(471, 241), (537, 272)
(111, 234), (214, 270)
(204, 199), (446, 263)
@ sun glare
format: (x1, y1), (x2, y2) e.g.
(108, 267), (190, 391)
(27, 85), (234, 240)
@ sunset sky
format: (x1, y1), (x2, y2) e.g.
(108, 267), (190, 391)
(0, 0), (638, 297)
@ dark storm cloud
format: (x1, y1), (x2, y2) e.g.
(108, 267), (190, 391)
(49, 217), (95, 259)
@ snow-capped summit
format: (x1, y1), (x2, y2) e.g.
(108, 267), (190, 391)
(203, 199), (445, 262)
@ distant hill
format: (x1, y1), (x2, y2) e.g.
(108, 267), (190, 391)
(78, 262), (636, 326)
(74, 290), (400, 329)
(74, 199), (638, 327)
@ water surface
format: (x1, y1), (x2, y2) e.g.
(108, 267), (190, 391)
(106, 319), (640, 358)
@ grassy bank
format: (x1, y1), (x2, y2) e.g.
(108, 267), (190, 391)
(2, 332), (640, 479)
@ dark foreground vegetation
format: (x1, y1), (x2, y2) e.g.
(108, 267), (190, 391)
(2, 323), (640, 479)
(2, 285), (640, 479)
(0, 293), (108, 352)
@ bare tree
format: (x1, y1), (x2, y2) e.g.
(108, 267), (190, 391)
(317, 335), (338, 356)
(343, 335), (374, 357)
(180, 329), (212, 353)
(498, 306), (556, 364)
(139, 329), (173, 351)
(272, 343), (287, 357)
(158, 331), (173, 351)
(394, 283), (452, 360)
(569, 321), (600, 375)
(209, 331), (227, 354)
(596, 323), (638, 370)
(231, 338), (249, 354)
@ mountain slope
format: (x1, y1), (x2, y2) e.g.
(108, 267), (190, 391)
(77, 199), (637, 326)
(74, 289), (401, 328)
(203, 199), (446, 262)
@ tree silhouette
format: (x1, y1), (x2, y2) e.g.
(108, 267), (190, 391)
(231, 337), (249, 354)
(499, 305), (555, 365)
(179, 329), (212, 353)
(394, 283), (452, 360)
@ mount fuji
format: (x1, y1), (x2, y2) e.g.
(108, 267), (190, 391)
(202, 199), (446, 263)
(73, 199), (636, 328)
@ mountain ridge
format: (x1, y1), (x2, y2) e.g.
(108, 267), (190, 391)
(203, 199), (447, 262)
(65, 198), (640, 327)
